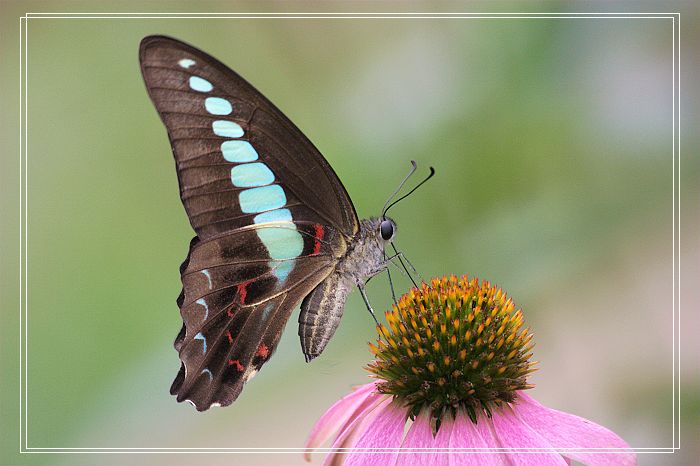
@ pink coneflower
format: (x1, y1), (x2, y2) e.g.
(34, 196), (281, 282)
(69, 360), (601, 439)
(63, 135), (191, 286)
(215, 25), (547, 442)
(305, 275), (635, 466)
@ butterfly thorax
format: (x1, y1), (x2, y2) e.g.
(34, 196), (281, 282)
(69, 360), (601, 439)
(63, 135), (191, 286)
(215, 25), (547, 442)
(336, 217), (394, 286)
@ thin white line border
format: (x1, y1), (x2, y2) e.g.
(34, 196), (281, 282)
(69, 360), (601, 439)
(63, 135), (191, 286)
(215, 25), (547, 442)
(18, 11), (681, 456)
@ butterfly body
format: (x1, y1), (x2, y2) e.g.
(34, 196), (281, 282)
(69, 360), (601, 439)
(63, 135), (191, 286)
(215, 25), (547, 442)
(139, 36), (397, 410)
(299, 217), (395, 361)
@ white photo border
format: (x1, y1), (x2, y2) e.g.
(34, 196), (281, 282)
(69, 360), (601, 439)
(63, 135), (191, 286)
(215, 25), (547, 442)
(18, 11), (681, 456)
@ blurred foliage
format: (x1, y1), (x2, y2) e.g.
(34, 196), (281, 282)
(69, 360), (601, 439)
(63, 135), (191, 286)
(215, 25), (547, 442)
(1, 2), (698, 466)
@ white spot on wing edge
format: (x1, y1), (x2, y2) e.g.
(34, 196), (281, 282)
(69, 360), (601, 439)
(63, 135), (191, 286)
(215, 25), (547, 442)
(194, 332), (207, 354)
(243, 368), (258, 382)
(196, 298), (209, 320)
(178, 58), (196, 68)
(201, 270), (212, 289)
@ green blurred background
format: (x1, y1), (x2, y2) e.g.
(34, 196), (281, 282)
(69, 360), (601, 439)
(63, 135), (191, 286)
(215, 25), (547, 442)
(2, 2), (698, 465)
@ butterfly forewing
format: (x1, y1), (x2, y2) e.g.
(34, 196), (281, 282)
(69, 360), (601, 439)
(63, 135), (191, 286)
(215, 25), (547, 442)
(139, 36), (359, 239)
(139, 35), (358, 410)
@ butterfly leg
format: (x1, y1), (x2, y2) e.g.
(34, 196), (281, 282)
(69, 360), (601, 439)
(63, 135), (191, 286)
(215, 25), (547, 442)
(361, 267), (396, 305)
(358, 255), (402, 324)
(392, 243), (423, 282)
(357, 284), (380, 327)
(385, 246), (422, 288)
(386, 267), (398, 305)
(383, 252), (398, 305)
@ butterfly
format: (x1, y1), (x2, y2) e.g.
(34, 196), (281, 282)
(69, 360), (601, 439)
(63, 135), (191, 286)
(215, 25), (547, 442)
(139, 36), (433, 411)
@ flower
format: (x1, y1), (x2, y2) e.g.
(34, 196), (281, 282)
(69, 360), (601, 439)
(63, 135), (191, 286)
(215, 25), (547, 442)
(305, 275), (635, 466)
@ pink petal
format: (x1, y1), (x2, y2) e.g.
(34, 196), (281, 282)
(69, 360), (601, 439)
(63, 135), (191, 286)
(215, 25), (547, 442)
(344, 398), (407, 466)
(304, 382), (378, 461)
(448, 411), (509, 466)
(490, 405), (569, 465)
(396, 409), (451, 466)
(325, 419), (365, 466)
(322, 391), (387, 466)
(432, 414), (454, 465)
(473, 415), (503, 452)
(515, 392), (635, 466)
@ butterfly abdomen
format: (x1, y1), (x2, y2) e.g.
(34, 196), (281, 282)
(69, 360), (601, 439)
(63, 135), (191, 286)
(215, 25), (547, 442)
(298, 273), (352, 362)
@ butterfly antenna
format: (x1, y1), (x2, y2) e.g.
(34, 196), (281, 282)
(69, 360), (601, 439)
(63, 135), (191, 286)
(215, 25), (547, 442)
(381, 160), (418, 218)
(382, 166), (435, 218)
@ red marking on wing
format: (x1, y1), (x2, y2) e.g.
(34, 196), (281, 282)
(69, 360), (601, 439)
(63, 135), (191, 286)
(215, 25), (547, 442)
(227, 306), (235, 317)
(237, 282), (248, 304)
(226, 330), (233, 344)
(228, 359), (245, 372)
(255, 343), (270, 359)
(311, 224), (325, 256)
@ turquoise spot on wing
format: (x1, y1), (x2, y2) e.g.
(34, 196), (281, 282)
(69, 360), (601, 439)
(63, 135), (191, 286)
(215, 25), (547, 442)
(213, 120), (244, 138)
(254, 208), (292, 224)
(178, 58), (196, 69)
(194, 332), (207, 354)
(196, 298), (209, 320)
(201, 368), (213, 381)
(262, 303), (275, 320)
(231, 163), (275, 188)
(221, 140), (258, 162)
(239, 185), (286, 213)
(271, 260), (295, 282)
(256, 226), (304, 260)
(252, 209), (302, 284)
(205, 97), (233, 115)
(189, 76), (213, 92)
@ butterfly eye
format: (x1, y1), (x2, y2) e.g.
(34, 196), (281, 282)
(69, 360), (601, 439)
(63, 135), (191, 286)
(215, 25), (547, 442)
(380, 219), (395, 241)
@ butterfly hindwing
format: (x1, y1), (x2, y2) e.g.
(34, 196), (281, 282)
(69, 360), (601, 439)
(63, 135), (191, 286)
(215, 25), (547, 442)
(170, 222), (343, 410)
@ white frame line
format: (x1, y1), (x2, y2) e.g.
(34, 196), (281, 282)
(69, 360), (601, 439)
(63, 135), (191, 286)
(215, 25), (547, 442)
(18, 11), (681, 455)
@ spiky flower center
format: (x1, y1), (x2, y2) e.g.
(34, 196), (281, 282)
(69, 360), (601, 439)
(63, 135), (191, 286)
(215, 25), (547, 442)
(367, 275), (536, 426)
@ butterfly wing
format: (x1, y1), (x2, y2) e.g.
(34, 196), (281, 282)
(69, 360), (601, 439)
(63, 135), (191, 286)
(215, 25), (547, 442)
(139, 36), (358, 410)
